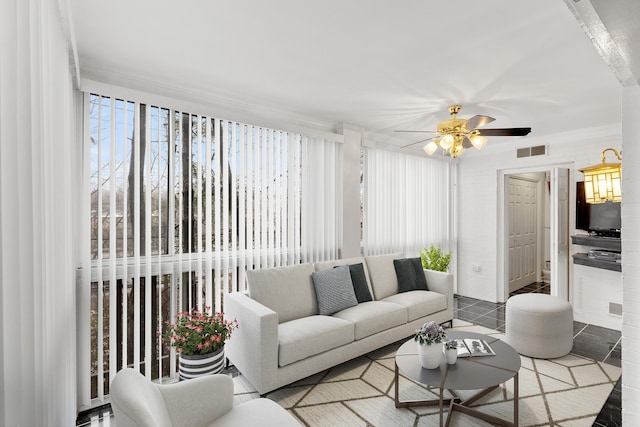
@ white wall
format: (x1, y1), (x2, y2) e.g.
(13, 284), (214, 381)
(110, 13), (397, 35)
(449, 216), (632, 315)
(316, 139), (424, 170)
(621, 84), (640, 426)
(456, 126), (621, 302)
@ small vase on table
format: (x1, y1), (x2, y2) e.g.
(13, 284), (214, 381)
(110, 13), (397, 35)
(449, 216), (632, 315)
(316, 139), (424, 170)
(445, 348), (457, 365)
(444, 339), (458, 365)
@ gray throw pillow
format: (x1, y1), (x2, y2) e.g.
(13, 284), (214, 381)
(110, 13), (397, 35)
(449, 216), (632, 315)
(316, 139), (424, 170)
(312, 265), (359, 315)
(394, 257), (429, 293)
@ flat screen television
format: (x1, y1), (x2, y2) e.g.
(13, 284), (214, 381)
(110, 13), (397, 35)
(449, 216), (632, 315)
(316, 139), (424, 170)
(576, 181), (621, 237)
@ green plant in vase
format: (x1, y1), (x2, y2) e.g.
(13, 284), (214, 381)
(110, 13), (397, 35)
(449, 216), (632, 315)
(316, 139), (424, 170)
(420, 244), (452, 272)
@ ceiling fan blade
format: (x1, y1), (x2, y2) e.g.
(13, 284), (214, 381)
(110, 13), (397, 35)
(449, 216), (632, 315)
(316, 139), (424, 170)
(477, 127), (532, 136)
(400, 136), (436, 149)
(394, 130), (438, 133)
(466, 115), (495, 130)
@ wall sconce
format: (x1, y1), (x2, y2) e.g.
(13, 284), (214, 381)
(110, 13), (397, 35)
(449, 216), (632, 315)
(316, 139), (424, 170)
(578, 148), (622, 204)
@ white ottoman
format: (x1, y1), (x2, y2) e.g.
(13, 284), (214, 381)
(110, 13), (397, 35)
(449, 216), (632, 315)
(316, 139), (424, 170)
(506, 294), (573, 359)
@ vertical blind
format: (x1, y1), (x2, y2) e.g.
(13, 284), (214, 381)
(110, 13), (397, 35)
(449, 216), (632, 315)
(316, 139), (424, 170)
(362, 147), (452, 256)
(80, 93), (342, 406)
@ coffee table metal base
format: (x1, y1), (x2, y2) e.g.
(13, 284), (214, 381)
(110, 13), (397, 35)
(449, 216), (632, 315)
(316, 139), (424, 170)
(394, 356), (519, 427)
(394, 332), (520, 426)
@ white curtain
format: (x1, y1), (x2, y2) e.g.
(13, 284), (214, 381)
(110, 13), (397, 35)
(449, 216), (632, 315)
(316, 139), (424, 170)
(0, 0), (78, 425)
(363, 148), (452, 257)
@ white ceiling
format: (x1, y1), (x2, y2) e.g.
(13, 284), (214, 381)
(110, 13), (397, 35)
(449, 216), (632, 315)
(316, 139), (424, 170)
(68, 0), (635, 153)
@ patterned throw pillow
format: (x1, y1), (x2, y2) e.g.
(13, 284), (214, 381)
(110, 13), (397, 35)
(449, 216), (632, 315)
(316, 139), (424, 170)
(312, 265), (359, 315)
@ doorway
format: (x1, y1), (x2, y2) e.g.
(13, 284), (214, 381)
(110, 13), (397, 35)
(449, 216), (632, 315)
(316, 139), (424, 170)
(497, 166), (571, 302)
(506, 174), (545, 293)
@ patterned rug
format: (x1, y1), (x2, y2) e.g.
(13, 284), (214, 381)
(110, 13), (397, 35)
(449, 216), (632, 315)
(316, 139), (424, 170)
(231, 320), (621, 426)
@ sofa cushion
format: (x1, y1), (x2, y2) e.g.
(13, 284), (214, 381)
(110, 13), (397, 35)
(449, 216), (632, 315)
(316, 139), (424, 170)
(247, 263), (317, 323)
(364, 252), (404, 300)
(333, 301), (407, 340)
(394, 257), (429, 293)
(382, 290), (447, 322)
(311, 266), (358, 315)
(278, 315), (355, 367)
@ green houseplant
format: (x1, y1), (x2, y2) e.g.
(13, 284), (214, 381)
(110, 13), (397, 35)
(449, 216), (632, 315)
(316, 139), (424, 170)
(420, 244), (452, 272)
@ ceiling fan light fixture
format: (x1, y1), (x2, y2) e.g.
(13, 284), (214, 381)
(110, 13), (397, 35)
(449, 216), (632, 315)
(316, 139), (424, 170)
(440, 134), (454, 149)
(452, 144), (465, 158)
(423, 141), (438, 156)
(396, 105), (531, 159)
(470, 134), (488, 149)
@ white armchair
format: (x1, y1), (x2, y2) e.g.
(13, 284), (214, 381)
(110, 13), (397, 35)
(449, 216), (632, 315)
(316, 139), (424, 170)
(110, 368), (300, 427)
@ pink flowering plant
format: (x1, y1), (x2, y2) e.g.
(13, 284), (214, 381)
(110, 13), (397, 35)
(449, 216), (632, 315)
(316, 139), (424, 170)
(414, 320), (447, 345)
(163, 307), (238, 356)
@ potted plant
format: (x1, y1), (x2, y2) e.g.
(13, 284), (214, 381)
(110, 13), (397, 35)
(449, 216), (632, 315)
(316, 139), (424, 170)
(414, 321), (447, 369)
(444, 339), (458, 364)
(163, 307), (238, 380)
(420, 244), (452, 272)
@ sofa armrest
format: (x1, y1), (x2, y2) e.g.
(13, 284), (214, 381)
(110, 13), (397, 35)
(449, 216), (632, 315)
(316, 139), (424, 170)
(158, 374), (233, 427)
(423, 269), (454, 315)
(224, 292), (279, 394)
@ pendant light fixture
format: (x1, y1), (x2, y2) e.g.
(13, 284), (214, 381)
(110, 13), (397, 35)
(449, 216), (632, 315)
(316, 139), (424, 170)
(578, 148), (622, 204)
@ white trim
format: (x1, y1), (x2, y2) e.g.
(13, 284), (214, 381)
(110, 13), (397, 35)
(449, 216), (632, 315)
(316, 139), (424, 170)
(496, 162), (574, 302)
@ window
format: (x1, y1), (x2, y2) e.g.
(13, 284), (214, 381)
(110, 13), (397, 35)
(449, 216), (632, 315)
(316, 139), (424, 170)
(82, 93), (342, 401)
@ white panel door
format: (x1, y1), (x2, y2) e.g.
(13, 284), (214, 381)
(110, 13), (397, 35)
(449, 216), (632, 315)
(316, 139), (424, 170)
(508, 177), (538, 292)
(551, 168), (570, 300)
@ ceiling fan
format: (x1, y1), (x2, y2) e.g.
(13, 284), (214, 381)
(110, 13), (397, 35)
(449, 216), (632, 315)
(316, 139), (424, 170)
(396, 104), (532, 158)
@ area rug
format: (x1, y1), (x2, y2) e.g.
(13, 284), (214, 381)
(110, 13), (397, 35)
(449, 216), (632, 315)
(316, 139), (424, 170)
(231, 320), (621, 426)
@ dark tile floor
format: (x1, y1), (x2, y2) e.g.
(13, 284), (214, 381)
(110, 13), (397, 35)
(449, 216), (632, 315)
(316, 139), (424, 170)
(77, 281), (623, 426)
(455, 282), (622, 426)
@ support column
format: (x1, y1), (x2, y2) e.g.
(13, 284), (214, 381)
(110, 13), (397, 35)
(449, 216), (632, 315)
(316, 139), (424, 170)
(337, 124), (363, 258)
(622, 84), (640, 427)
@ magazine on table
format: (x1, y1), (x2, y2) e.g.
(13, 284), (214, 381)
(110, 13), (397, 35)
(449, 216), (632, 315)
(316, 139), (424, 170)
(454, 338), (496, 357)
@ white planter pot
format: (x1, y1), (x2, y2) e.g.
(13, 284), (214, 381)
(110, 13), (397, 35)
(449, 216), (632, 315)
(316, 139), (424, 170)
(445, 348), (458, 365)
(417, 342), (443, 369)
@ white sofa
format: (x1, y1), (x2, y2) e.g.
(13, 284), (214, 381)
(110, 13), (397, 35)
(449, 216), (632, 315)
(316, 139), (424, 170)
(225, 252), (454, 394)
(110, 368), (301, 427)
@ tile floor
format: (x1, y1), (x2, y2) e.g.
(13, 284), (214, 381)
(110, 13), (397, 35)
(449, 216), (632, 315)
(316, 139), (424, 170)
(455, 282), (622, 426)
(76, 281), (623, 426)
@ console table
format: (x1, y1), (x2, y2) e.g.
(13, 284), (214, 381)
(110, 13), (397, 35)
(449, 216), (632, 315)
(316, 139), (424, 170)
(571, 235), (621, 272)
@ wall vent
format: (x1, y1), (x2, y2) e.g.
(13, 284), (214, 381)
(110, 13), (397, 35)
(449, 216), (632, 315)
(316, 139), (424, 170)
(517, 145), (547, 158)
(609, 302), (623, 317)
(530, 145), (547, 156)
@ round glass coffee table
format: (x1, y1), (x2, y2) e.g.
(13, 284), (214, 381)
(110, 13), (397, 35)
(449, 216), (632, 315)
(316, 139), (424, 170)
(395, 331), (521, 427)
